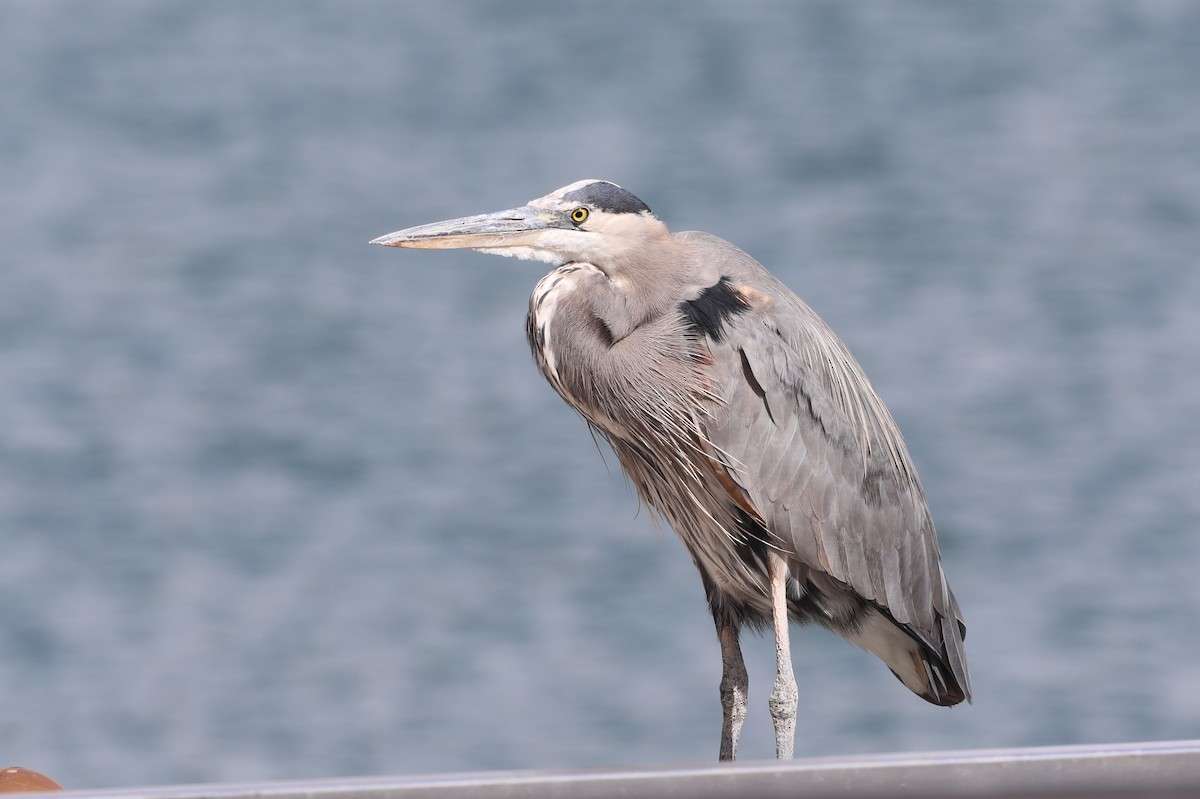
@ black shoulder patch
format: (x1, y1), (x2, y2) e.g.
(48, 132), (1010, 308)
(561, 182), (654, 216)
(679, 277), (750, 343)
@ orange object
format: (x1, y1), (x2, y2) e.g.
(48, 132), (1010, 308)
(0, 767), (63, 793)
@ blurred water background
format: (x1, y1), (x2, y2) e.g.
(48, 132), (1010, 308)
(1, 0), (1198, 789)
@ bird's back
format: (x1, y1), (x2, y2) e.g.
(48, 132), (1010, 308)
(523, 225), (969, 707)
(672, 231), (970, 705)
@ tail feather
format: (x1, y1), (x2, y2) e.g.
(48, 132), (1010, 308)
(846, 607), (970, 707)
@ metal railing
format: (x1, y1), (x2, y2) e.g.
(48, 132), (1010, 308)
(27, 739), (1200, 799)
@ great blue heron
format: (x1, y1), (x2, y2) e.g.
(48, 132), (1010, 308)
(371, 180), (970, 761)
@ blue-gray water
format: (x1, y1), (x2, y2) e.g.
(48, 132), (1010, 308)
(2, 0), (1198, 789)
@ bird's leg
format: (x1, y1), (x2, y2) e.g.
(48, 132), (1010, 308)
(767, 552), (797, 759)
(715, 618), (748, 761)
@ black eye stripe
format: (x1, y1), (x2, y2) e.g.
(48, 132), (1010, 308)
(561, 181), (653, 216)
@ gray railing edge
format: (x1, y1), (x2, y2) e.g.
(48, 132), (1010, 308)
(18, 739), (1200, 799)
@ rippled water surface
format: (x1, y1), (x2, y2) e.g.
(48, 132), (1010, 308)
(1, 1), (1198, 788)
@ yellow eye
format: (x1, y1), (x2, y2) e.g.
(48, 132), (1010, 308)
(570, 207), (589, 224)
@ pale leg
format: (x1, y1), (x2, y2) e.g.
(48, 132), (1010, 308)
(767, 552), (797, 759)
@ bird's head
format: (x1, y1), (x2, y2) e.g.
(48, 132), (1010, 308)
(371, 180), (670, 268)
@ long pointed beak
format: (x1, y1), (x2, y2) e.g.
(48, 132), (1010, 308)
(370, 206), (564, 250)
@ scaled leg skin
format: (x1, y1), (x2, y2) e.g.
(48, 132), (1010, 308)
(767, 553), (798, 759)
(715, 617), (748, 761)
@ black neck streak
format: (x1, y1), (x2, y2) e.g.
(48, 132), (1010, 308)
(680, 277), (750, 343)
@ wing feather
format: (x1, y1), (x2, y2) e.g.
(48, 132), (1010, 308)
(695, 268), (968, 701)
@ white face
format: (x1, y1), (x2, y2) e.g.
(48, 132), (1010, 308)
(477, 208), (659, 267)
(371, 179), (667, 270)
(475, 180), (665, 267)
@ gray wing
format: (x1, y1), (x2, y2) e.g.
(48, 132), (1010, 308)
(690, 242), (969, 701)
